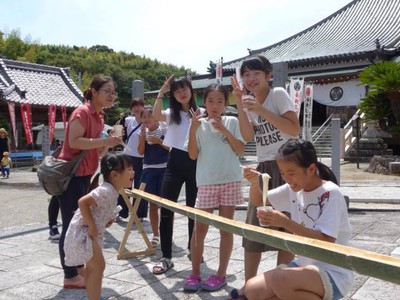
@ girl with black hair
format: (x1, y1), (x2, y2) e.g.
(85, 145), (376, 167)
(244, 138), (353, 300)
(64, 153), (134, 300)
(229, 54), (300, 299)
(152, 75), (205, 274)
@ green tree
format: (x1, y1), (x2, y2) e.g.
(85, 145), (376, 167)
(0, 27), (197, 124)
(3, 29), (27, 60)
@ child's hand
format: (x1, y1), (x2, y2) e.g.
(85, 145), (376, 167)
(210, 118), (227, 134)
(146, 135), (162, 145)
(189, 110), (202, 131)
(244, 98), (263, 115)
(230, 76), (245, 108)
(88, 225), (99, 239)
(257, 209), (289, 228)
(105, 219), (114, 228)
(242, 166), (259, 184)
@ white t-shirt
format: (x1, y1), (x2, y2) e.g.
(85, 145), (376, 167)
(268, 181), (354, 296)
(184, 116), (244, 186)
(246, 87), (297, 162)
(163, 108), (205, 151)
(123, 116), (143, 158)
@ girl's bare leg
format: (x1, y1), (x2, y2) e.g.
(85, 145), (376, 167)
(245, 267), (325, 300)
(190, 208), (213, 275)
(217, 205), (235, 277)
(149, 203), (159, 237)
(85, 239), (105, 300)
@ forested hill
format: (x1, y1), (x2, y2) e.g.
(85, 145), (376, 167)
(0, 29), (194, 112)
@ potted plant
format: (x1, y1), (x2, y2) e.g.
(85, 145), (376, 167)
(358, 61), (400, 122)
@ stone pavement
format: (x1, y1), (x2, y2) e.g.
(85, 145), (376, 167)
(0, 161), (400, 299)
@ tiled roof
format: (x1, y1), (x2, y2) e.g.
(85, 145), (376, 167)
(223, 0), (400, 70)
(0, 59), (83, 107)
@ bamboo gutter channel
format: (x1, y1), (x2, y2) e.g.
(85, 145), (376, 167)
(126, 189), (400, 285)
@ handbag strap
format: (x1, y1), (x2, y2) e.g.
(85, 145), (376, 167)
(51, 147), (62, 158)
(69, 150), (87, 175)
(51, 147), (87, 175)
(126, 122), (142, 143)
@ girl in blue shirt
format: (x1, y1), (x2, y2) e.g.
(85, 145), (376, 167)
(183, 84), (245, 292)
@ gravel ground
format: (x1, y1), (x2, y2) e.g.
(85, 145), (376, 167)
(339, 161), (400, 181)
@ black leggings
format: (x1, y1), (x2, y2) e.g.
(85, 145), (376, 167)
(57, 175), (91, 279)
(48, 195), (59, 227)
(160, 148), (197, 259)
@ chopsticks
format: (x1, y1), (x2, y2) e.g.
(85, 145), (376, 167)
(189, 107), (196, 117)
(240, 165), (262, 175)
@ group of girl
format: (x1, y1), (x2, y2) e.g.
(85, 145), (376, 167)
(56, 54), (353, 300)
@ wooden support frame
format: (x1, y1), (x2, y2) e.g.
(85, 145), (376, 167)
(116, 183), (156, 259)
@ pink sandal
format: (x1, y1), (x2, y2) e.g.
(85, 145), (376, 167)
(200, 274), (227, 291)
(183, 274), (201, 292)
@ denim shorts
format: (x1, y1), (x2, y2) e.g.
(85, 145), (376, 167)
(286, 261), (343, 300)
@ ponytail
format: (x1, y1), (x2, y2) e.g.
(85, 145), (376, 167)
(277, 138), (339, 185)
(316, 162), (338, 185)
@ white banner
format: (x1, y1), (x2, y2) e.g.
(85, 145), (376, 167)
(302, 84), (314, 141)
(312, 80), (365, 107)
(216, 57), (223, 84)
(289, 78), (304, 118)
(235, 66), (243, 89)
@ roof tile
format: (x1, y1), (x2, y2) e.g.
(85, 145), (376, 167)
(0, 59), (83, 107)
(224, 0), (400, 69)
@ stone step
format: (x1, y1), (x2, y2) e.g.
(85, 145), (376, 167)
(344, 156), (374, 163)
(346, 149), (393, 156)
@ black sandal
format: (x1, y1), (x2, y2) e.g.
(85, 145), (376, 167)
(152, 257), (174, 275)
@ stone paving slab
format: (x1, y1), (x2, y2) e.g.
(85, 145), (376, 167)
(0, 210), (399, 299)
(1, 159), (400, 299)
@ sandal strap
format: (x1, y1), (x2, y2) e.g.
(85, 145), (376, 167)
(205, 274), (225, 286)
(151, 236), (160, 244)
(185, 274), (201, 284)
(153, 257), (174, 275)
(156, 258), (172, 270)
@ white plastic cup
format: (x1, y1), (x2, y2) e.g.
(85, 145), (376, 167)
(256, 206), (274, 227)
(208, 119), (219, 133)
(241, 94), (255, 112)
(146, 134), (154, 145)
(113, 124), (123, 137)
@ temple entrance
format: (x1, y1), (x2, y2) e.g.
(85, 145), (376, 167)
(299, 100), (327, 127)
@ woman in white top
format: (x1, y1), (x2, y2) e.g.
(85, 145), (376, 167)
(152, 75), (205, 274)
(117, 98), (145, 219)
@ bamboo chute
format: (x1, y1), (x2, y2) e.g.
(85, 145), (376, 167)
(125, 188), (400, 285)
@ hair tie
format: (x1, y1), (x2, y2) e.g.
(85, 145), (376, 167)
(106, 161), (113, 170)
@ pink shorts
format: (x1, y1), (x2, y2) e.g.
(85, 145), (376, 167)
(196, 181), (244, 209)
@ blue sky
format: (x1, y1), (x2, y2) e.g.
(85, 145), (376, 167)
(0, 0), (352, 73)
